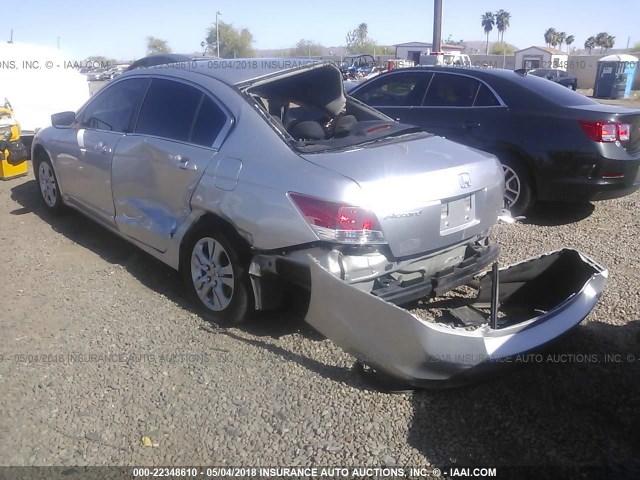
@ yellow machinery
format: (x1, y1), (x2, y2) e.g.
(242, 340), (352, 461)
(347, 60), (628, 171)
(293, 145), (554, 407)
(0, 100), (29, 180)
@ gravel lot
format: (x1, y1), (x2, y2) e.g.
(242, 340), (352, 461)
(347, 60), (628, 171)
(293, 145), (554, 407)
(1, 170), (639, 469)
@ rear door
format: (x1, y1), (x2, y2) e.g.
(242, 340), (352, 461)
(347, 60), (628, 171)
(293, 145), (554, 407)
(111, 78), (231, 252)
(417, 72), (509, 149)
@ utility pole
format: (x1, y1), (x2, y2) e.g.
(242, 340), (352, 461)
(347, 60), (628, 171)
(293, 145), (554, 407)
(216, 11), (222, 57)
(432, 0), (442, 53)
(57, 36), (61, 49)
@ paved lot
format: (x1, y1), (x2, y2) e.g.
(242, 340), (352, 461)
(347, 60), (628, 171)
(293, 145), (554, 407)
(1, 170), (639, 468)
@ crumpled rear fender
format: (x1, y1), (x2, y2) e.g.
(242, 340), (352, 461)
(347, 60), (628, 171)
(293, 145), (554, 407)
(304, 249), (607, 386)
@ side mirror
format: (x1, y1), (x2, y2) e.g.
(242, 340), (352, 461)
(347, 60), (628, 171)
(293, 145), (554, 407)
(51, 111), (76, 128)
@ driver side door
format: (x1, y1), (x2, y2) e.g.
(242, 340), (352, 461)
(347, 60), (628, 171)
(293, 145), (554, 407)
(58, 78), (150, 226)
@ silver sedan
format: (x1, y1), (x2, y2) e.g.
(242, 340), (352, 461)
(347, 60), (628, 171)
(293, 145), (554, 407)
(32, 59), (606, 386)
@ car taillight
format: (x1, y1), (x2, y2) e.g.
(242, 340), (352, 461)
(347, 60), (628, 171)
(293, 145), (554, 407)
(579, 121), (631, 143)
(289, 192), (385, 244)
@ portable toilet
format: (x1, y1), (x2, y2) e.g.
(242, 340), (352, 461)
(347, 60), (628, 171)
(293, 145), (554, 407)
(593, 54), (638, 99)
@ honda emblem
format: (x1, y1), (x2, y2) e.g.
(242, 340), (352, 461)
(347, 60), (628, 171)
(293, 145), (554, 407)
(459, 173), (471, 189)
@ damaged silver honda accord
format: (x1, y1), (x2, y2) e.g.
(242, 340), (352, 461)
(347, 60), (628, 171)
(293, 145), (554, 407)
(32, 59), (607, 386)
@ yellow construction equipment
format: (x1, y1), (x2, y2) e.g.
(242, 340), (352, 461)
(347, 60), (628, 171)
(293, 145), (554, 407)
(0, 100), (29, 180)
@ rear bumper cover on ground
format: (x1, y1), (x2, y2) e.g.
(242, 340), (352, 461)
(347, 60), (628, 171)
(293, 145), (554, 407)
(305, 249), (607, 386)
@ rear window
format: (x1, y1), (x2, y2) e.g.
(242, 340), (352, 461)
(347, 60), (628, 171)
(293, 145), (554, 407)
(512, 74), (598, 107)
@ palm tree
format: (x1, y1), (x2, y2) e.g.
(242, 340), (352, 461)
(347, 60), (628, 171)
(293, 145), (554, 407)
(556, 32), (566, 51)
(584, 36), (596, 53)
(565, 35), (575, 53)
(356, 23), (368, 43)
(595, 32), (608, 53)
(495, 10), (511, 43)
(602, 34), (615, 54)
(544, 28), (557, 48)
(481, 12), (495, 54)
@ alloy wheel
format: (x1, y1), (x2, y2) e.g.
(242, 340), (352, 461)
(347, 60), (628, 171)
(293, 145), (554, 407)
(38, 162), (58, 208)
(190, 237), (235, 312)
(502, 164), (521, 208)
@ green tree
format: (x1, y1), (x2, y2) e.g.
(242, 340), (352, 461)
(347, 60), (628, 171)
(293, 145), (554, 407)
(601, 34), (615, 53)
(631, 42), (640, 52)
(584, 36), (596, 53)
(205, 21), (255, 58)
(290, 39), (324, 57)
(565, 35), (575, 53)
(489, 42), (514, 55)
(594, 32), (609, 53)
(345, 23), (378, 54)
(146, 36), (172, 55)
(481, 12), (495, 54)
(495, 10), (511, 43)
(556, 32), (566, 51)
(444, 34), (464, 46)
(544, 28), (557, 48)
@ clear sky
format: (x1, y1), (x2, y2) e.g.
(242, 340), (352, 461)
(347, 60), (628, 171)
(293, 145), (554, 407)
(7, 0), (639, 60)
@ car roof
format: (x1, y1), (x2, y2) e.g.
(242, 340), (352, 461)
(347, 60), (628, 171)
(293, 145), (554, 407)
(121, 57), (327, 87)
(352, 65), (595, 108)
(378, 65), (525, 80)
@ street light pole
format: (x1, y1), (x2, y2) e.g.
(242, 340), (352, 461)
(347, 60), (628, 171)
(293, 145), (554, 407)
(432, 0), (442, 53)
(216, 11), (222, 58)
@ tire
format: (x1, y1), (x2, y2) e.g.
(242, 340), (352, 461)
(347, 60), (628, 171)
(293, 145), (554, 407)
(181, 229), (254, 325)
(501, 157), (534, 216)
(34, 153), (65, 213)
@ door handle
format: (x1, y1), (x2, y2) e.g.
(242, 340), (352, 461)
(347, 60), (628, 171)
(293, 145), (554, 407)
(173, 154), (196, 170)
(464, 121), (481, 129)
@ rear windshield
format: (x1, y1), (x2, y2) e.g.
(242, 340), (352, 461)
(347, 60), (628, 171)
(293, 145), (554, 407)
(512, 74), (598, 107)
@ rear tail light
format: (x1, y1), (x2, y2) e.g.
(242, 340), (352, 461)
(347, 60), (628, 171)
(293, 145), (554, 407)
(289, 192), (386, 244)
(579, 121), (631, 143)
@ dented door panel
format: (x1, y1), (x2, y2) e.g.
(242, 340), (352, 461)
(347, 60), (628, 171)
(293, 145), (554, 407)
(111, 136), (215, 252)
(305, 249), (607, 386)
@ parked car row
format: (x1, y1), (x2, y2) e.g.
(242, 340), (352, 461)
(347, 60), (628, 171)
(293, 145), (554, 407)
(31, 58), (611, 386)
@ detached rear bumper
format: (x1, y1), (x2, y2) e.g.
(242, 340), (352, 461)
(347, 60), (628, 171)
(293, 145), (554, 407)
(305, 249), (607, 387)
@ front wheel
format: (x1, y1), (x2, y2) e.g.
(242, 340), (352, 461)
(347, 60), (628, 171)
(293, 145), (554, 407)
(34, 154), (65, 213)
(182, 230), (253, 325)
(501, 159), (534, 216)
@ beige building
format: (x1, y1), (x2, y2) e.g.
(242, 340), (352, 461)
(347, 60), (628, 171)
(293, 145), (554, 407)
(393, 42), (461, 64)
(514, 46), (569, 71)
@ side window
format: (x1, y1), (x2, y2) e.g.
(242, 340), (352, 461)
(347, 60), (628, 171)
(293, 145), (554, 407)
(474, 84), (501, 107)
(136, 79), (227, 147)
(80, 78), (149, 132)
(558, 71), (567, 78)
(191, 96), (228, 147)
(423, 74), (480, 107)
(352, 72), (430, 107)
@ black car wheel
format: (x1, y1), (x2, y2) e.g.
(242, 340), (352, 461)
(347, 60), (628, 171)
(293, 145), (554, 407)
(501, 158), (534, 216)
(181, 229), (254, 325)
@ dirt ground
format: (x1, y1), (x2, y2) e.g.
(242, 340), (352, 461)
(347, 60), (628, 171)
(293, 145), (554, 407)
(1, 168), (640, 469)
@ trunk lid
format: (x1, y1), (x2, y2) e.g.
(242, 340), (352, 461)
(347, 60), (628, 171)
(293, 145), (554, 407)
(301, 135), (504, 258)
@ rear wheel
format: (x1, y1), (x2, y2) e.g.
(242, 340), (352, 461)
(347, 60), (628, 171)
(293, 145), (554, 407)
(501, 158), (534, 216)
(182, 229), (253, 325)
(34, 154), (64, 213)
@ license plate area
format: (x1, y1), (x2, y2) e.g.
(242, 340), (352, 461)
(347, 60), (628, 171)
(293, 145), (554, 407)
(440, 194), (477, 235)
